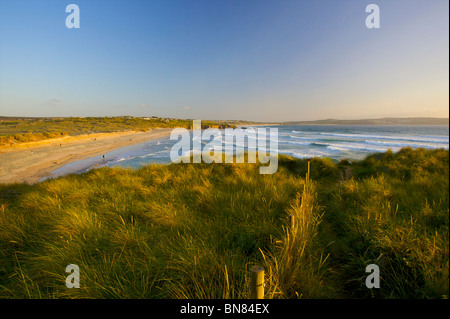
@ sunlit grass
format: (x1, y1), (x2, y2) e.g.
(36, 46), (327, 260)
(0, 148), (448, 299)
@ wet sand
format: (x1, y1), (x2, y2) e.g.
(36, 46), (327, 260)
(0, 129), (172, 184)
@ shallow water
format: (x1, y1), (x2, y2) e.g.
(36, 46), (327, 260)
(44, 125), (449, 181)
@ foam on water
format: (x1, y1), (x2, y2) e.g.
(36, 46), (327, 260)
(44, 124), (449, 181)
(318, 132), (448, 144)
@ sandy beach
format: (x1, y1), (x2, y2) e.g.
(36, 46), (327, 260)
(0, 128), (172, 184)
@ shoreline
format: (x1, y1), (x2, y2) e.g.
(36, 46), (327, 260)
(0, 128), (173, 184)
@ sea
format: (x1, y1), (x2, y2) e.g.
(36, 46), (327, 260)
(45, 125), (449, 180)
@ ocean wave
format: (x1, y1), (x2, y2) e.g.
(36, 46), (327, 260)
(319, 132), (448, 144)
(365, 140), (449, 149)
(280, 140), (312, 146)
(279, 149), (334, 158)
(115, 157), (128, 163)
(288, 135), (321, 141)
(326, 142), (398, 153)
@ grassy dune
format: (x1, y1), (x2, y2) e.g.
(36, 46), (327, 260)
(0, 117), (235, 147)
(0, 147), (448, 298)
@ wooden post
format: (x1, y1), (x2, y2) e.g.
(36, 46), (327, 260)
(307, 160), (311, 181)
(250, 265), (264, 299)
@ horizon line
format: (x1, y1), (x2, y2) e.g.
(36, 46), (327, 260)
(0, 115), (449, 123)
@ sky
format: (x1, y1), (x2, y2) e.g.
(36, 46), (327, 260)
(0, 0), (448, 122)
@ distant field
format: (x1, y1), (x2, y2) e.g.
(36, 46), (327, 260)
(0, 117), (235, 147)
(0, 147), (448, 298)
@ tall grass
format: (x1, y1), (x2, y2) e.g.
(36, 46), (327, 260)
(261, 184), (337, 298)
(324, 148), (449, 298)
(0, 148), (448, 299)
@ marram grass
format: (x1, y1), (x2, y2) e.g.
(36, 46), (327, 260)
(0, 147), (448, 299)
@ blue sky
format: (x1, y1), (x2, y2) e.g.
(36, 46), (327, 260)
(0, 0), (448, 121)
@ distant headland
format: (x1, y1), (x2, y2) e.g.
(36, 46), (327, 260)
(280, 117), (449, 126)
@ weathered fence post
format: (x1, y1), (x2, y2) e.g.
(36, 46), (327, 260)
(250, 265), (264, 299)
(307, 160), (311, 182)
